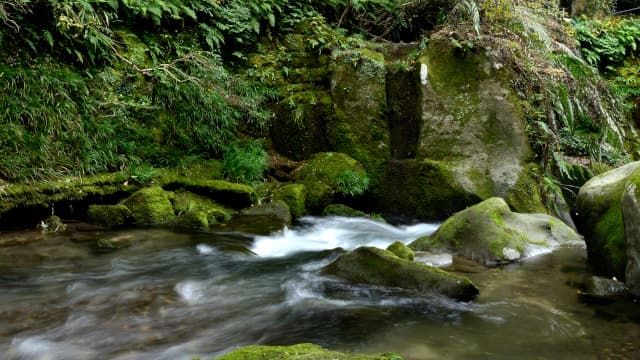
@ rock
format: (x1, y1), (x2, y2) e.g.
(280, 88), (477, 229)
(322, 204), (368, 217)
(241, 200), (292, 225)
(328, 49), (391, 185)
(411, 198), (582, 265)
(294, 152), (368, 190)
(386, 241), (415, 261)
(302, 180), (334, 214)
(121, 186), (175, 225)
(172, 192), (234, 231)
(578, 276), (628, 303)
(87, 204), (132, 228)
(273, 184), (308, 218)
(39, 215), (66, 232)
(322, 246), (479, 301)
(215, 343), (404, 360)
(96, 234), (136, 249)
(577, 161), (640, 280)
(379, 34), (542, 219)
(623, 183), (640, 296)
(163, 178), (256, 209)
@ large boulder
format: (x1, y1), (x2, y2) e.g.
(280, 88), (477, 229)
(411, 198), (581, 265)
(328, 48), (391, 184)
(241, 200), (292, 226)
(294, 152), (368, 191)
(623, 183), (640, 296)
(172, 191), (233, 230)
(216, 343), (403, 360)
(273, 184), (308, 219)
(577, 161), (640, 285)
(379, 34), (542, 219)
(322, 246), (478, 301)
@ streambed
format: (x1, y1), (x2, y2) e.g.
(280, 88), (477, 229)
(0, 217), (638, 359)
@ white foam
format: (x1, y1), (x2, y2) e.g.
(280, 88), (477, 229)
(196, 244), (216, 255)
(251, 217), (439, 258)
(175, 281), (206, 305)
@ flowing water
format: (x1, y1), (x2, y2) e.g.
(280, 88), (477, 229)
(0, 217), (639, 360)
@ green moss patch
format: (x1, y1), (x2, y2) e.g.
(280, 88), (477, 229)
(87, 204), (132, 228)
(274, 184), (308, 218)
(121, 186), (175, 225)
(216, 343), (403, 360)
(386, 241), (415, 261)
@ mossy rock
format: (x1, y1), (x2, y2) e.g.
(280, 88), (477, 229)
(294, 152), (367, 190)
(411, 197), (582, 265)
(216, 343), (403, 360)
(323, 246), (478, 300)
(577, 161), (640, 280)
(505, 163), (547, 214)
(87, 204), (132, 228)
(328, 48), (391, 185)
(173, 191), (233, 225)
(623, 183), (640, 296)
(174, 211), (209, 231)
(272, 91), (332, 160)
(322, 204), (368, 217)
(393, 33), (535, 217)
(302, 181), (334, 214)
(241, 200), (292, 225)
(379, 159), (482, 220)
(274, 184), (308, 218)
(121, 186), (175, 226)
(163, 178), (256, 209)
(387, 241), (415, 261)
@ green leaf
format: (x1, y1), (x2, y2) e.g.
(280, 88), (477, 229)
(44, 31), (54, 49)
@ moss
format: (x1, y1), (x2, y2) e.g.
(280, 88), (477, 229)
(87, 204), (132, 228)
(174, 211), (209, 231)
(323, 246), (478, 300)
(272, 91), (332, 160)
(162, 178), (256, 209)
(302, 181), (334, 214)
(96, 234), (135, 249)
(216, 343), (404, 360)
(173, 191), (233, 224)
(409, 197), (577, 264)
(241, 200), (292, 225)
(274, 184), (308, 218)
(386, 241), (415, 261)
(294, 152), (367, 189)
(505, 163), (546, 213)
(323, 204), (368, 217)
(328, 48), (391, 186)
(121, 186), (175, 225)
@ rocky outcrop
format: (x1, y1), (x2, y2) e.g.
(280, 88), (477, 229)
(216, 343), (403, 360)
(411, 198), (581, 265)
(322, 246), (478, 301)
(386, 241), (415, 261)
(577, 161), (640, 281)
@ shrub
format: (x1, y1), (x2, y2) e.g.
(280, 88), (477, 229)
(335, 170), (370, 196)
(222, 141), (267, 183)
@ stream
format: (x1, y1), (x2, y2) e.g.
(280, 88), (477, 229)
(1, 217), (639, 359)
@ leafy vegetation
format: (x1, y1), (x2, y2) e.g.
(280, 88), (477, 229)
(222, 141), (267, 183)
(336, 171), (371, 196)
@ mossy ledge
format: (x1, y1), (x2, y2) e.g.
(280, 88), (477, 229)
(215, 343), (403, 360)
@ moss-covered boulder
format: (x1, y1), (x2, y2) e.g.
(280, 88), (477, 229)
(241, 200), (292, 225)
(380, 33), (540, 219)
(577, 161), (640, 283)
(272, 91), (332, 160)
(121, 186), (175, 225)
(163, 178), (255, 209)
(173, 192), (234, 231)
(411, 198), (581, 265)
(387, 241), (415, 261)
(328, 49), (391, 184)
(87, 204), (132, 228)
(273, 184), (308, 218)
(323, 246), (478, 300)
(294, 152), (367, 190)
(216, 343), (403, 360)
(623, 183), (640, 296)
(322, 204), (368, 217)
(302, 181), (334, 214)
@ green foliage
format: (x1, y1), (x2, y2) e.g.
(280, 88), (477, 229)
(336, 170), (370, 196)
(222, 141), (267, 183)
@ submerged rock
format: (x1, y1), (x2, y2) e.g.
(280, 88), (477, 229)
(386, 241), (415, 261)
(322, 246), (478, 301)
(411, 198), (581, 265)
(121, 186), (175, 225)
(96, 234), (136, 249)
(577, 161), (640, 283)
(215, 343), (403, 360)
